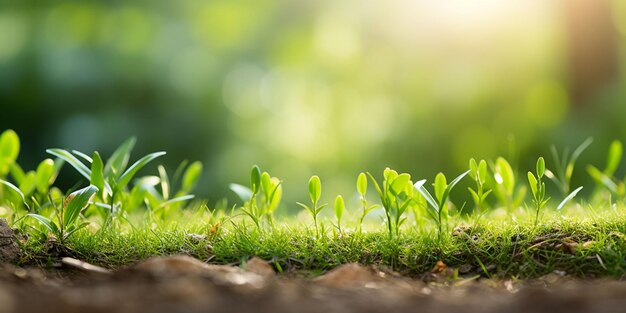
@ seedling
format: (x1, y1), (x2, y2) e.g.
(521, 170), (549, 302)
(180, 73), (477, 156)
(356, 172), (378, 232)
(297, 175), (326, 237)
(368, 168), (414, 238)
(46, 138), (166, 217)
(415, 170), (469, 239)
(467, 158), (492, 220)
(231, 165), (283, 229)
(587, 140), (625, 199)
(27, 185), (98, 243)
(545, 138), (593, 196)
(528, 157), (550, 226)
(333, 195), (345, 234)
(491, 157), (526, 211)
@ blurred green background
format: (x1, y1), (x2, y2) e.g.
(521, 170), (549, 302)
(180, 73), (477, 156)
(1, 0), (625, 210)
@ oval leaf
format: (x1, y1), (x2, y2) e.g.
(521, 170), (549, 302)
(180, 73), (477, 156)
(250, 165), (261, 194)
(36, 159), (55, 194)
(308, 175), (322, 204)
(357, 172), (367, 196)
(334, 195), (345, 221)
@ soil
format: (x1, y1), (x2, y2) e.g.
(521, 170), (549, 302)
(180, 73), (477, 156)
(1, 255), (626, 313)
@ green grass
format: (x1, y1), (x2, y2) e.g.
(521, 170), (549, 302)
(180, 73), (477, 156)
(16, 206), (626, 279)
(5, 129), (626, 279)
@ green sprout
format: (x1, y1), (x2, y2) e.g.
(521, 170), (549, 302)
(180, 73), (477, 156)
(46, 138), (166, 218)
(356, 172), (378, 233)
(231, 165), (283, 229)
(415, 170), (469, 239)
(333, 195), (345, 234)
(528, 157), (550, 226)
(27, 185), (98, 243)
(297, 175), (326, 237)
(545, 138), (593, 196)
(491, 157), (526, 211)
(368, 168), (414, 238)
(587, 140), (625, 200)
(468, 158), (492, 221)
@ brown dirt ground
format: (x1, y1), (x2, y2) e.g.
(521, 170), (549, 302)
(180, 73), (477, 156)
(1, 256), (626, 313)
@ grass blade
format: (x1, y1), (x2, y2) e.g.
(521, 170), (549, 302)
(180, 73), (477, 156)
(0, 179), (29, 208)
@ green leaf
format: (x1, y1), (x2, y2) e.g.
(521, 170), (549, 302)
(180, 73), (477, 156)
(440, 170), (470, 208)
(468, 187), (480, 205)
(587, 165), (618, 193)
(267, 178), (282, 211)
(308, 175), (321, 204)
(557, 186), (583, 211)
(434, 173), (447, 203)
(90, 152), (106, 196)
(117, 151), (166, 191)
(366, 172), (384, 199)
(469, 158), (478, 180)
(261, 172), (272, 200)
(478, 160), (488, 184)
(104, 137), (136, 179)
(250, 165), (261, 194)
(357, 172), (367, 196)
(181, 161), (202, 193)
(390, 173), (411, 196)
(47, 148), (91, 180)
(536, 157), (545, 178)
(27, 213), (59, 235)
(334, 195), (345, 221)
(9, 163), (25, 185)
(0, 129), (20, 164)
(35, 159), (55, 194)
(229, 183), (253, 202)
(414, 179), (439, 213)
(296, 202), (313, 215)
(495, 157), (515, 194)
(527, 172), (538, 197)
(605, 140), (622, 176)
(63, 185), (98, 228)
(72, 150), (93, 163)
(566, 137), (593, 181)
(0, 179), (28, 207)
(158, 165), (170, 200)
(158, 195), (195, 209)
(19, 171), (36, 197)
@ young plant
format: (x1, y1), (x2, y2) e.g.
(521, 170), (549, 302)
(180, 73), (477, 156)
(415, 170), (469, 239)
(356, 172), (378, 232)
(297, 175), (326, 237)
(27, 185), (98, 243)
(491, 157), (526, 211)
(528, 157), (550, 226)
(46, 138), (166, 217)
(545, 138), (593, 196)
(468, 158), (492, 218)
(333, 195), (345, 234)
(367, 168), (414, 238)
(586, 140), (625, 199)
(230, 165), (282, 229)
